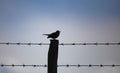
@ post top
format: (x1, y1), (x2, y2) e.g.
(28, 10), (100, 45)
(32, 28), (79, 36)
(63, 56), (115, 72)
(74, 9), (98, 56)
(50, 39), (59, 41)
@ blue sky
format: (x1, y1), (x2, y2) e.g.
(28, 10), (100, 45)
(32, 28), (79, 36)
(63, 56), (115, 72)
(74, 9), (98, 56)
(0, 0), (120, 73)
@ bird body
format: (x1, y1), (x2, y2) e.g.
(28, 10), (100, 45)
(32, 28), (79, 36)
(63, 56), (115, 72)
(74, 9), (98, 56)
(43, 30), (60, 39)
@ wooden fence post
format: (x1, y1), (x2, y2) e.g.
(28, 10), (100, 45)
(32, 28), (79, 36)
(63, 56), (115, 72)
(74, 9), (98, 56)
(48, 39), (59, 73)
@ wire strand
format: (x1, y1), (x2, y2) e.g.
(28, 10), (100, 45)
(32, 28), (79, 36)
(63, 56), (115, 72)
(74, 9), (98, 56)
(0, 64), (120, 68)
(0, 42), (120, 46)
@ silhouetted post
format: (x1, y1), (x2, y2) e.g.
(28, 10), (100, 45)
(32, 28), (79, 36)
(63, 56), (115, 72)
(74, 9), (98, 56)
(48, 39), (59, 73)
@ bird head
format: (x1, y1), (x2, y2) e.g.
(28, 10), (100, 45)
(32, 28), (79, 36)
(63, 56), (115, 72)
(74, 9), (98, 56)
(56, 30), (60, 33)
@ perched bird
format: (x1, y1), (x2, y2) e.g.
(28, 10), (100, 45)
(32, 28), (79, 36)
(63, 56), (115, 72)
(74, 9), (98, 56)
(43, 30), (60, 39)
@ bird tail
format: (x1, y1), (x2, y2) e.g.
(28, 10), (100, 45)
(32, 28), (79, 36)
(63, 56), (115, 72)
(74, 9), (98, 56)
(43, 34), (49, 36)
(43, 34), (50, 38)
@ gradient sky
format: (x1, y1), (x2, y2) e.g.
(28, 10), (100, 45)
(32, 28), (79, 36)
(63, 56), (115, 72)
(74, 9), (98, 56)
(0, 0), (120, 73)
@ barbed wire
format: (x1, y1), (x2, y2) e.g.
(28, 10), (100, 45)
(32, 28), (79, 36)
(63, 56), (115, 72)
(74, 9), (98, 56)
(0, 64), (120, 68)
(0, 42), (120, 46)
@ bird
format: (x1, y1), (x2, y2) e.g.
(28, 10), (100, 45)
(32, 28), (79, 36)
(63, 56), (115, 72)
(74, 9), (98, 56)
(43, 30), (60, 39)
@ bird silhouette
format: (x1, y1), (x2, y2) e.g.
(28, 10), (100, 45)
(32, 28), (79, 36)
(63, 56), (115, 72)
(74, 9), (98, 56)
(43, 30), (60, 39)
